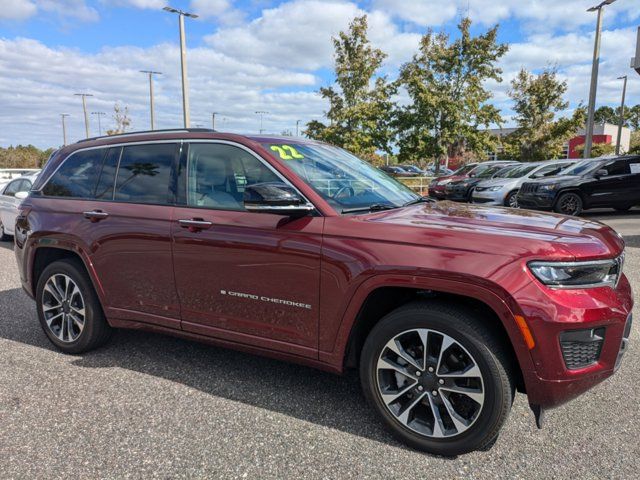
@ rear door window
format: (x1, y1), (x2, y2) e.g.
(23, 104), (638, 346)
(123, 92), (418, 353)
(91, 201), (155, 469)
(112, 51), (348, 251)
(94, 147), (121, 200)
(114, 143), (177, 204)
(42, 149), (106, 198)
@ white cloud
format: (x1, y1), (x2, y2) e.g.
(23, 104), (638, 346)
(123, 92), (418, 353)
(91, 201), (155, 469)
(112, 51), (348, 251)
(0, 0), (98, 22)
(110, 0), (167, 8)
(0, 37), (319, 147)
(189, 0), (244, 24)
(205, 0), (420, 71)
(374, 0), (640, 32)
(0, 0), (37, 20)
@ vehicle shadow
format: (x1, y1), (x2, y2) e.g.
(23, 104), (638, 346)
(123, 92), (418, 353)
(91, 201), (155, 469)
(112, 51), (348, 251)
(0, 286), (417, 451)
(0, 240), (14, 251)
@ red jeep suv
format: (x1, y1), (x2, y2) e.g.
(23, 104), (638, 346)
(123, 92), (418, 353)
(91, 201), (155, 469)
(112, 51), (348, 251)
(14, 130), (632, 456)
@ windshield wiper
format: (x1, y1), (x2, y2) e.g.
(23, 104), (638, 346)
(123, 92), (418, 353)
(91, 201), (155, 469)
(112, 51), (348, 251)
(341, 203), (398, 214)
(402, 196), (434, 207)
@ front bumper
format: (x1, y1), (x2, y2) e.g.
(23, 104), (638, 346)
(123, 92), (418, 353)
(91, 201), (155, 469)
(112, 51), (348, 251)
(472, 189), (506, 205)
(445, 184), (472, 201)
(517, 191), (556, 210)
(516, 271), (633, 409)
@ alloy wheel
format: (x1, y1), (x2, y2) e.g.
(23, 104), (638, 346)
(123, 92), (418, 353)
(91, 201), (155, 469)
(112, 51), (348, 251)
(376, 328), (484, 438)
(507, 193), (518, 208)
(42, 274), (85, 343)
(558, 194), (580, 215)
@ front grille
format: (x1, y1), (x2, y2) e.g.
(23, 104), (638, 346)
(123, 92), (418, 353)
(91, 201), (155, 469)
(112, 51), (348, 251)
(560, 328), (605, 370)
(520, 183), (538, 194)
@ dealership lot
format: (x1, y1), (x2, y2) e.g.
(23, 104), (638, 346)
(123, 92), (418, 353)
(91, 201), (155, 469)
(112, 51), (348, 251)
(0, 212), (638, 479)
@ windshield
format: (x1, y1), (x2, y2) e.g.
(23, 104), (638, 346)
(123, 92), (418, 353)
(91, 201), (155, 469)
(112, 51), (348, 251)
(453, 164), (477, 175)
(471, 164), (509, 178)
(261, 142), (419, 212)
(500, 164), (538, 178)
(559, 160), (602, 176)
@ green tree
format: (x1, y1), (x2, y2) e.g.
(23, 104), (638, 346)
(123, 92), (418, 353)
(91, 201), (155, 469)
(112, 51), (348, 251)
(394, 18), (507, 172)
(573, 142), (615, 157)
(305, 15), (395, 157)
(0, 145), (54, 168)
(504, 68), (585, 161)
(594, 105), (617, 125)
(629, 130), (640, 154)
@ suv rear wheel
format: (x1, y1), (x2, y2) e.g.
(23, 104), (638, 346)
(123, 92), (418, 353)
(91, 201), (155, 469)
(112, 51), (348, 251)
(36, 259), (112, 354)
(360, 301), (514, 456)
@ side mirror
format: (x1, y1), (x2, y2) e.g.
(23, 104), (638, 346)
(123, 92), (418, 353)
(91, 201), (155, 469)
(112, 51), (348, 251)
(244, 182), (314, 217)
(595, 169), (608, 178)
(14, 191), (29, 201)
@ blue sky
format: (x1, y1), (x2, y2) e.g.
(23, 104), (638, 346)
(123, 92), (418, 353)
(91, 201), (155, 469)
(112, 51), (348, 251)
(1, 0), (639, 148)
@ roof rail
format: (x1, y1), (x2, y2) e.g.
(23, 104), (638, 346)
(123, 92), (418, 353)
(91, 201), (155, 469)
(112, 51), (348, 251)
(77, 128), (217, 143)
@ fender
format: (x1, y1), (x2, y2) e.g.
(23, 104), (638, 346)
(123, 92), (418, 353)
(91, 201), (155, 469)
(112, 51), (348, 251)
(26, 234), (108, 309)
(319, 273), (539, 392)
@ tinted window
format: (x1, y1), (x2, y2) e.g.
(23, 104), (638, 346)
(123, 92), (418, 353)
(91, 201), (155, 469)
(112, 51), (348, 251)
(42, 149), (106, 198)
(603, 159), (630, 176)
(2, 179), (22, 197)
(95, 147), (120, 200)
(187, 143), (280, 210)
(115, 144), (177, 204)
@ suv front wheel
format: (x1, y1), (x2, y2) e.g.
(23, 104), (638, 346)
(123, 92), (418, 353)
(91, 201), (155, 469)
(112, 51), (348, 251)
(360, 301), (514, 456)
(36, 259), (112, 354)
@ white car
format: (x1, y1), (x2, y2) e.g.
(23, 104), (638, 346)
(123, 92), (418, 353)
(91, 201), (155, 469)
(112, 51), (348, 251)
(0, 173), (38, 240)
(0, 168), (40, 182)
(472, 159), (575, 207)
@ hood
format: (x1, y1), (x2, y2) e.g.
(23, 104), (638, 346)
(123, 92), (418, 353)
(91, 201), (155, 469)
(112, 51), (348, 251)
(355, 201), (624, 260)
(524, 175), (578, 185)
(433, 174), (467, 184)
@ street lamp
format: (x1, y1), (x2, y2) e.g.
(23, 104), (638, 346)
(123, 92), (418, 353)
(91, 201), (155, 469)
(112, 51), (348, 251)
(91, 111), (106, 136)
(74, 93), (93, 139)
(212, 111), (219, 130)
(60, 114), (70, 146)
(616, 75), (628, 155)
(140, 70), (162, 130)
(163, 6), (198, 128)
(255, 111), (268, 134)
(583, 0), (618, 159)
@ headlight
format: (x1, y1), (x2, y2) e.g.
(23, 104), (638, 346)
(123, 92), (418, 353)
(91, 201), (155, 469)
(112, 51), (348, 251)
(487, 185), (504, 191)
(538, 184), (557, 192)
(528, 255), (624, 289)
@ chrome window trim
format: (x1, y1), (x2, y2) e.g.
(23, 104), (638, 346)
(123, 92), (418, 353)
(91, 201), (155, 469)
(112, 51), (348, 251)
(35, 138), (317, 213)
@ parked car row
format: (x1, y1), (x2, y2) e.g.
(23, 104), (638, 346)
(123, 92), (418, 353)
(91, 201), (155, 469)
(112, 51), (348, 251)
(427, 155), (640, 216)
(379, 164), (454, 177)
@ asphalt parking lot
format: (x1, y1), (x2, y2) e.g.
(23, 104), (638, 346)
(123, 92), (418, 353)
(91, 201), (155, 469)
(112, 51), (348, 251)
(1, 212), (639, 479)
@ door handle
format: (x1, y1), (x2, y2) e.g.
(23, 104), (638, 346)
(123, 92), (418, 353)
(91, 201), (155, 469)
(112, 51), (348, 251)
(178, 218), (213, 231)
(83, 210), (109, 222)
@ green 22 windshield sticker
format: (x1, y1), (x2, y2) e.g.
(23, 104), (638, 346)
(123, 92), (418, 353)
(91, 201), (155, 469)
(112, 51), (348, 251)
(270, 145), (305, 160)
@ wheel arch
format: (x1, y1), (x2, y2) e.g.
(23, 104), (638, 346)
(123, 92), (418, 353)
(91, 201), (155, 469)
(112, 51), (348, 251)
(331, 276), (532, 394)
(553, 188), (585, 209)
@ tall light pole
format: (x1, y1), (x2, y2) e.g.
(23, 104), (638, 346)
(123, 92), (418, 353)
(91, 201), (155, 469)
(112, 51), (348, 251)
(91, 111), (106, 136)
(74, 93), (93, 139)
(295, 119), (301, 136)
(140, 70), (162, 130)
(615, 75), (628, 155)
(212, 112), (219, 130)
(255, 111), (268, 134)
(60, 114), (70, 146)
(163, 6), (198, 128)
(584, 0), (618, 159)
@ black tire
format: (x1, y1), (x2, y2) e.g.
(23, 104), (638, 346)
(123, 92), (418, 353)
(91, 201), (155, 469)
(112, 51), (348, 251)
(0, 221), (9, 241)
(504, 190), (519, 208)
(36, 259), (112, 354)
(360, 301), (514, 456)
(554, 192), (583, 216)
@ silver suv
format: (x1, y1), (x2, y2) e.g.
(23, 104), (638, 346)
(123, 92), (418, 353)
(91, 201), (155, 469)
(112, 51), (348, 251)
(472, 159), (575, 207)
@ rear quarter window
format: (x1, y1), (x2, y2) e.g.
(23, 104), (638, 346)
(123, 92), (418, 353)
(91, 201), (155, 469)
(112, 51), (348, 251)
(42, 149), (106, 198)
